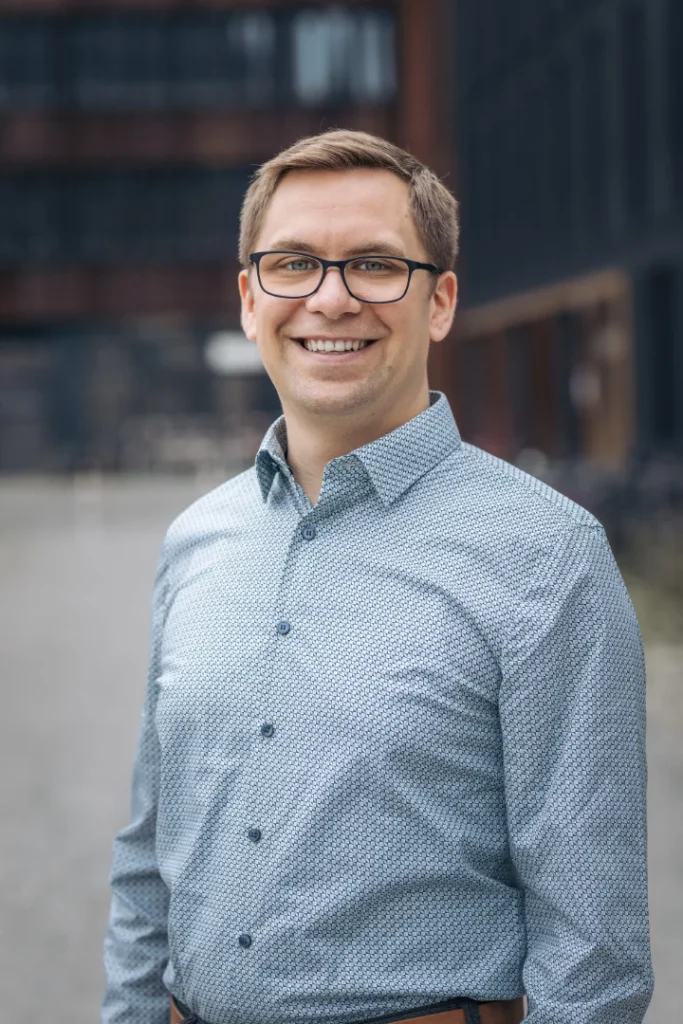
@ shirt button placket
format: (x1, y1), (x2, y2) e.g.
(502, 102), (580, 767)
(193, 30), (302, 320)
(246, 524), (302, 954)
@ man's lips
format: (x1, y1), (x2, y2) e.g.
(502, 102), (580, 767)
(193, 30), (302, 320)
(290, 339), (380, 362)
(291, 337), (380, 353)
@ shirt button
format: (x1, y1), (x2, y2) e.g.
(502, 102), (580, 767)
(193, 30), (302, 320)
(238, 933), (252, 949)
(260, 722), (275, 737)
(276, 620), (291, 635)
(302, 524), (316, 541)
(247, 827), (262, 842)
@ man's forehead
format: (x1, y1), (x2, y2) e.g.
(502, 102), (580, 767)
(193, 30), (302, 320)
(257, 167), (418, 250)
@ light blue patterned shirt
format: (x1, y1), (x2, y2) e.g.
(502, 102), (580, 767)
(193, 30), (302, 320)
(101, 391), (653, 1024)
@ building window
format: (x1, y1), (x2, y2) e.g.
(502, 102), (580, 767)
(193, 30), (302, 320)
(0, 8), (396, 112)
(518, 79), (545, 268)
(646, 266), (678, 445)
(291, 7), (395, 105)
(547, 58), (574, 251)
(0, 18), (54, 109)
(504, 88), (526, 272)
(0, 169), (252, 264)
(621, 1), (649, 222)
(464, 115), (488, 294)
(666, 0), (683, 203)
(72, 12), (283, 110)
(73, 15), (168, 110)
(579, 28), (608, 240)
(488, 101), (507, 281)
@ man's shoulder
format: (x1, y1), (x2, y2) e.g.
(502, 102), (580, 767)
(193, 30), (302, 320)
(443, 441), (603, 545)
(163, 466), (260, 554)
(428, 443), (612, 603)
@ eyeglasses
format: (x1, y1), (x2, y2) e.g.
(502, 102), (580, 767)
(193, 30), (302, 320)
(249, 250), (444, 304)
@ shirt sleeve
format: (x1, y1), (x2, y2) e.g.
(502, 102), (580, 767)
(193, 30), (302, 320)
(499, 523), (654, 1024)
(101, 545), (171, 1024)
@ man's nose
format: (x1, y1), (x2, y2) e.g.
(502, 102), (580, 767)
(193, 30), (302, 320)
(305, 267), (362, 317)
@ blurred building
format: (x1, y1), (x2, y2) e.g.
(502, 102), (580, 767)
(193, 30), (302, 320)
(454, 0), (683, 469)
(0, 0), (455, 473)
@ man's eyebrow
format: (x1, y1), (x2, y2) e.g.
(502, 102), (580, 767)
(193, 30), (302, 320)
(342, 241), (407, 258)
(263, 239), (408, 259)
(264, 239), (319, 254)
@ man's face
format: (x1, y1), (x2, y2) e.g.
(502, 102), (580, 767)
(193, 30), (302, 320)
(239, 168), (457, 428)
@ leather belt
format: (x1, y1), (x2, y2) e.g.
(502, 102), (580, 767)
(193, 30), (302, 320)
(170, 996), (525, 1024)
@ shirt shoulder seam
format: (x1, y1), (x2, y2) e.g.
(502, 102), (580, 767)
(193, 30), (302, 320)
(458, 441), (605, 535)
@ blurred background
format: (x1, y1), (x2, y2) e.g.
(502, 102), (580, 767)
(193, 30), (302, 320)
(0, 1), (680, 1021)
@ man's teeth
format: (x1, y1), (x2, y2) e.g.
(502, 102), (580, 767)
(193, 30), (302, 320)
(303, 339), (370, 352)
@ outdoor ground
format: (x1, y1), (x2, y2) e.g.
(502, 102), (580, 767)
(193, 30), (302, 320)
(0, 476), (680, 1023)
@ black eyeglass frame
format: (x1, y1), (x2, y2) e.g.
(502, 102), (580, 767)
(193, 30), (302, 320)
(249, 250), (445, 304)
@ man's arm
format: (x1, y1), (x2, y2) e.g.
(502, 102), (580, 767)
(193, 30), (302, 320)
(101, 547), (171, 1024)
(499, 523), (654, 1024)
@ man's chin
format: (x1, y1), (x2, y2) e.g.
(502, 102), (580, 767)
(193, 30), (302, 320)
(284, 379), (380, 417)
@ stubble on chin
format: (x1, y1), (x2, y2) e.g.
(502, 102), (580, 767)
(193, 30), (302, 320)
(284, 374), (385, 421)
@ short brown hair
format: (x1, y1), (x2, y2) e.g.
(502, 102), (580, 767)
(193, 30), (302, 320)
(238, 129), (459, 271)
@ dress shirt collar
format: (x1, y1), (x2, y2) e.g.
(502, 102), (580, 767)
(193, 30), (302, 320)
(255, 389), (462, 508)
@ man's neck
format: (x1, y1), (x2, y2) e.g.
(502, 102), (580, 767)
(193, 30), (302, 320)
(284, 420), (369, 506)
(282, 390), (430, 506)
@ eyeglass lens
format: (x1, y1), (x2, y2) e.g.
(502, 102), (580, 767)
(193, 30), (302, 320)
(258, 252), (410, 301)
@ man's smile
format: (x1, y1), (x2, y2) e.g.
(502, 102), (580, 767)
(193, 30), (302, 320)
(291, 336), (381, 358)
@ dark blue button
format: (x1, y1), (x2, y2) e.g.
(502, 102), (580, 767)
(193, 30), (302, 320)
(302, 524), (316, 541)
(277, 620), (291, 635)
(260, 722), (275, 737)
(238, 933), (252, 948)
(247, 827), (262, 842)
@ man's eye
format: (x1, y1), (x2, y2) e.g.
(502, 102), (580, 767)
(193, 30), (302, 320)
(282, 259), (317, 272)
(355, 259), (395, 273)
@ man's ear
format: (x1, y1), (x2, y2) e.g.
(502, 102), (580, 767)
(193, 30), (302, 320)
(429, 271), (458, 343)
(238, 269), (257, 341)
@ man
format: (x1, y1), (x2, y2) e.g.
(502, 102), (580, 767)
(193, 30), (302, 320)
(101, 130), (653, 1024)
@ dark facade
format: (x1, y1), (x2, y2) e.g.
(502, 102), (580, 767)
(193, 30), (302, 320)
(454, 0), (683, 468)
(0, 0), (456, 472)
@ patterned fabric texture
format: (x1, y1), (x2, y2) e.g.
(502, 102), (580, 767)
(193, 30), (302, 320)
(101, 391), (653, 1024)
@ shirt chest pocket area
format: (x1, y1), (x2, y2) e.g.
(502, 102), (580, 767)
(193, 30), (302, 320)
(158, 557), (266, 695)
(154, 564), (260, 790)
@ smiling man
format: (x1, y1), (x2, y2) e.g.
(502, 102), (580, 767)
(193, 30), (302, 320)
(101, 131), (653, 1024)
(237, 153), (457, 506)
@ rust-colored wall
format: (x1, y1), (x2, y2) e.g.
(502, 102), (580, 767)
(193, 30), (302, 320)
(0, 109), (395, 168)
(396, 0), (459, 408)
